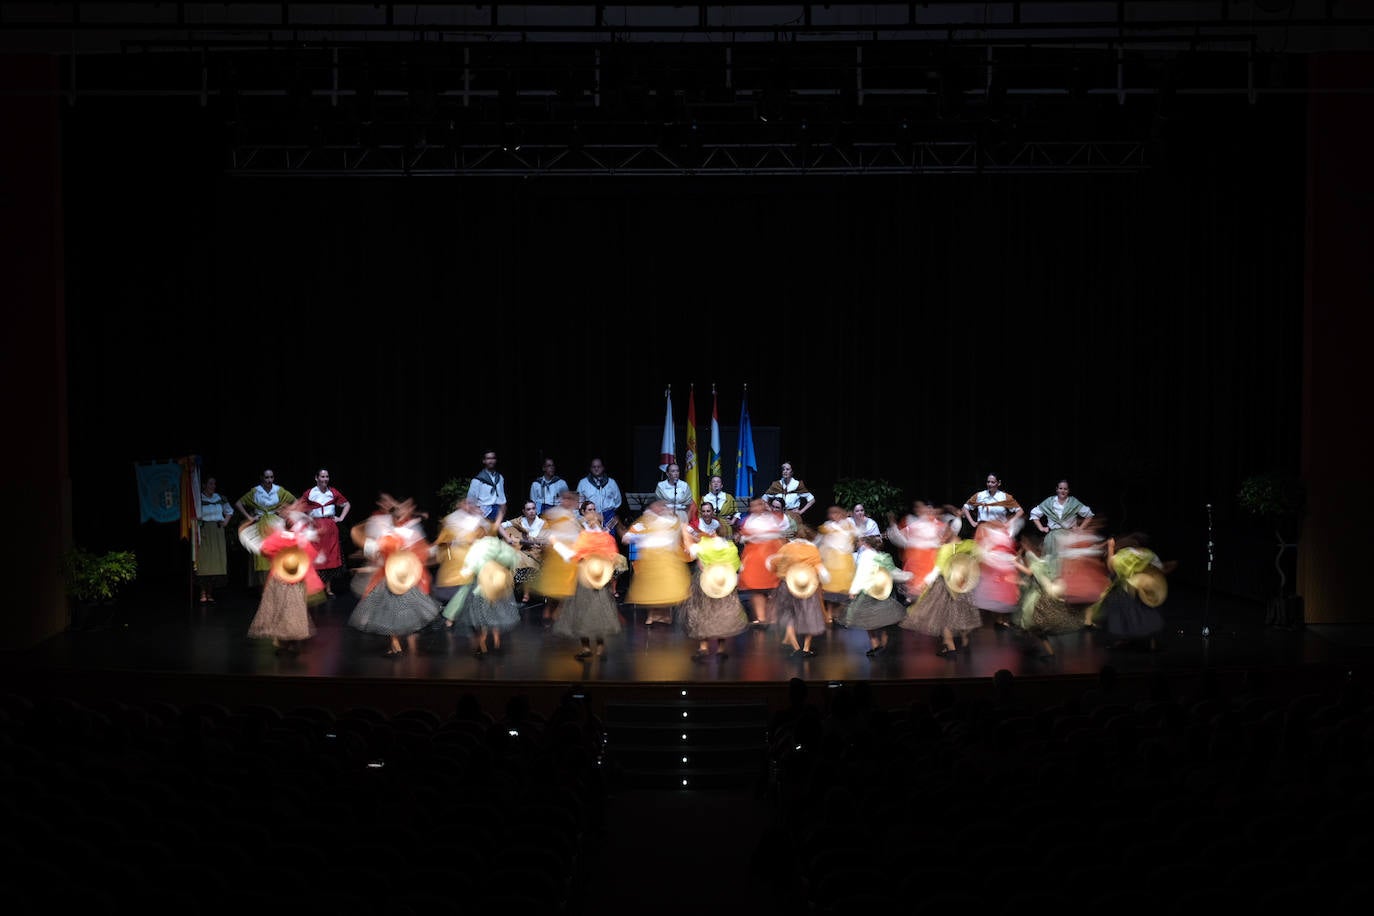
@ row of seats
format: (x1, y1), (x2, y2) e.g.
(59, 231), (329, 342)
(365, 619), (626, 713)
(0, 689), (607, 915)
(754, 666), (1374, 914)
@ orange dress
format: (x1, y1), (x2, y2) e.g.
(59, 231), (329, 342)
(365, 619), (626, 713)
(738, 512), (786, 591)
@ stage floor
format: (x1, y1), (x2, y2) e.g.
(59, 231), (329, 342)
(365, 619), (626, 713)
(10, 581), (1369, 698)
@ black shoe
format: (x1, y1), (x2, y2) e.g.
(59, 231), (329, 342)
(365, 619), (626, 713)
(865, 646), (879, 657)
(691, 650), (709, 661)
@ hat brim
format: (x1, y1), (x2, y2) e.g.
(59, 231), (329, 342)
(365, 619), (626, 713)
(945, 554), (981, 594)
(271, 546), (310, 584)
(477, 560), (514, 602)
(700, 563), (738, 600)
(785, 566), (819, 599)
(867, 568), (893, 601)
(1128, 569), (1168, 607)
(384, 550), (424, 595)
(578, 555), (616, 590)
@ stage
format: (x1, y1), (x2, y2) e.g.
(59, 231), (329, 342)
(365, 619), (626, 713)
(6, 580), (1369, 718)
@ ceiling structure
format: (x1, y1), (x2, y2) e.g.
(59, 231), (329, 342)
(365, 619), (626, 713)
(5, 2), (1372, 175)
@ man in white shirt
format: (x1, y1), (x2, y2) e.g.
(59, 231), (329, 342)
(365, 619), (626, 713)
(529, 458), (570, 516)
(702, 475), (738, 530)
(466, 450), (507, 525)
(577, 457), (623, 532)
(655, 463), (693, 523)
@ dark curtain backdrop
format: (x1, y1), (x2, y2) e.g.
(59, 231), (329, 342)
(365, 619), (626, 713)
(62, 98), (1305, 600)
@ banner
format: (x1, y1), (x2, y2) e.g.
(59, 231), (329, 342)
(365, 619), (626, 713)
(709, 385), (722, 481)
(659, 386), (675, 472)
(685, 385), (699, 523)
(135, 460), (184, 524)
(735, 386), (756, 501)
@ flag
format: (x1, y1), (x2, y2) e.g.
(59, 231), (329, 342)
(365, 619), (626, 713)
(735, 386), (756, 501)
(659, 386), (675, 472)
(685, 386), (700, 524)
(708, 385), (722, 481)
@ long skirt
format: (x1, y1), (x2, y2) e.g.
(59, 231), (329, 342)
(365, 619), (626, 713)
(247, 577), (316, 641)
(770, 585), (827, 636)
(680, 574), (749, 641)
(196, 521), (229, 587)
(1100, 586), (1164, 639)
(446, 586), (521, 631)
(348, 585), (441, 636)
(552, 583), (623, 640)
(901, 578), (981, 636)
(844, 592), (906, 631)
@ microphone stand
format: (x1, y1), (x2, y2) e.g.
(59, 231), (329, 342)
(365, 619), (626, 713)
(1201, 503), (1214, 639)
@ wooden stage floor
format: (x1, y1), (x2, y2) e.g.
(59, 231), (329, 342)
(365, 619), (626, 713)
(7, 579), (1372, 716)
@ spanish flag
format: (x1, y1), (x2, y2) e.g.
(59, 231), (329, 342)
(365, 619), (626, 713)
(686, 385), (700, 523)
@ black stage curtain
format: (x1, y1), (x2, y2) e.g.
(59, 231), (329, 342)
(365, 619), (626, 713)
(62, 98), (1305, 600)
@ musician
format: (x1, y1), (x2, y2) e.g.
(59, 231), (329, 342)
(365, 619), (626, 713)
(961, 473), (1023, 531)
(654, 463), (694, 523)
(577, 457), (624, 533)
(764, 462), (816, 520)
(702, 475), (739, 534)
(466, 449), (507, 525)
(529, 458), (570, 516)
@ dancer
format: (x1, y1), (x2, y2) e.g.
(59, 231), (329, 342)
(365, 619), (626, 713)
(432, 496), (491, 608)
(299, 468), (351, 598)
(532, 488), (582, 625)
(737, 496), (787, 629)
(195, 476), (234, 604)
(621, 497), (691, 627)
(1056, 516), (1112, 627)
(682, 525), (749, 660)
(885, 500), (960, 603)
(347, 496), (441, 657)
(1013, 538), (1082, 659)
(970, 518), (1023, 630)
(245, 511), (323, 655)
(1090, 531), (1175, 651)
(815, 504), (858, 627)
(551, 500), (627, 659)
(901, 536), (982, 657)
(844, 536), (911, 656)
(765, 538), (829, 658)
(443, 532), (522, 657)
(1029, 479), (1094, 551)
(235, 469), (296, 587)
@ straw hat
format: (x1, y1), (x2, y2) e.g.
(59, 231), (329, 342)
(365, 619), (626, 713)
(784, 564), (820, 600)
(239, 520), (266, 555)
(476, 559), (514, 602)
(945, 552), (981, 594)
(578, 554), (617, 590)
(1127, 567), (1168, 608)
(270, 546), (310, 584)
(384, 549), (424, 595)
(866, 567), (894, 602)
(700, 563), (738, 599)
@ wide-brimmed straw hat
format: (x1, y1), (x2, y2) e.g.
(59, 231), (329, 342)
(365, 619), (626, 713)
(867, 567), (894, 601)
(477, 559), (514, 601)
(384, 550), (424, 595)
(945, 552), (981, 594)
(270, 546), (310, 584)
(1127, 567), (1168, 607)
(700, 563), (738, 599)
(784, 565), (820, 600)
(578, 554), (617, 590)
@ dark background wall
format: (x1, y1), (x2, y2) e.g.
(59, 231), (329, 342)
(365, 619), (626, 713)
(58, 92), (1305, 604)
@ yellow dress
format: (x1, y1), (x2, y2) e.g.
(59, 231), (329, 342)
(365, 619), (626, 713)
(625, 511), (691, 608)
(532, 507), (581, 600)
(433, 511), (490, 588)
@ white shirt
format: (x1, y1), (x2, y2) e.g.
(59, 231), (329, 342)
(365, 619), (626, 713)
(577, 474), (623, 514)
(529, 475), (569, 512)
(655, 479), (693, 518)
(851, 515), (881, 539)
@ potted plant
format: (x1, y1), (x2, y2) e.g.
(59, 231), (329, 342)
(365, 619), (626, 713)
(62, 547), (138, 630)
(831, 477), (905, 530)
(1236, 470), (1304, 628)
